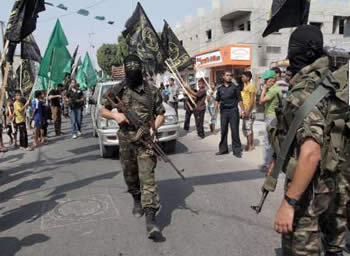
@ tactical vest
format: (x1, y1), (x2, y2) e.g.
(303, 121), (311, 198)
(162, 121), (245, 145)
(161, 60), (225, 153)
(270, 64), (350, 181)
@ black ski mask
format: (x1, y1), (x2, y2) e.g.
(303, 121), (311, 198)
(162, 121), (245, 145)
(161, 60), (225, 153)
(288, 25), (324, 73)
(124, 55), (143, 87)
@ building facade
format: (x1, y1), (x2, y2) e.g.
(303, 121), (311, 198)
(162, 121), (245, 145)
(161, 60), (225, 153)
(173, 0), (350, 84)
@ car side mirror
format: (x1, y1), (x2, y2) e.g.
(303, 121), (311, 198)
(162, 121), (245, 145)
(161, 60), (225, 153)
(89, 98), (97, 105)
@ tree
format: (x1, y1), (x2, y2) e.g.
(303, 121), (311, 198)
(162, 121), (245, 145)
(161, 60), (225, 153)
(96, 36), (129, 75)
(96, 44), (120, 75)
(116, 35), (129, 59)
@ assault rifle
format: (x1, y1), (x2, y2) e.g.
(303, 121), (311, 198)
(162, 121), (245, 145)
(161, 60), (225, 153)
(106, 95), (185, 180)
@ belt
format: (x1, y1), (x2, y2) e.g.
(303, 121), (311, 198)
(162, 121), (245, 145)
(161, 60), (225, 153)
(220, 105), (237, 110)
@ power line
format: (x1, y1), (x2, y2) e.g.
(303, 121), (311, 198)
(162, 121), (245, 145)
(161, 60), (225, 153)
(39, 0), (114, 24)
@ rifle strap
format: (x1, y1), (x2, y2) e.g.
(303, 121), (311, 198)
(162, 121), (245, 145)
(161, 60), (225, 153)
(264, 74), (332, 192)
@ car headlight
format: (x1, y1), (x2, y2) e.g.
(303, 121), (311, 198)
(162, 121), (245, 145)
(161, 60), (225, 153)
(164, 115), (178, 125)
(98, 117), (108, 129)
(106, 120), (118, 129)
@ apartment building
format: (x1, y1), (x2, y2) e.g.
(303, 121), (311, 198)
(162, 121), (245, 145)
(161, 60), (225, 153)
(173, 0), (350, 84)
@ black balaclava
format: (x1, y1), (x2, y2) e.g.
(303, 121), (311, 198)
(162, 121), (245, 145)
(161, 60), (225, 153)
(124, 54), (143, 87)
(288, 25), (324, 73)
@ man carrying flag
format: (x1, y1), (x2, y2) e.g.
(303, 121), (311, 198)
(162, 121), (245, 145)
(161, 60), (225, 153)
(0, 0), (45, 121)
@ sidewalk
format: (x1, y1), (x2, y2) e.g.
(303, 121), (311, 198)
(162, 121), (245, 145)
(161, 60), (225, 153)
(177, 104), (265, 167)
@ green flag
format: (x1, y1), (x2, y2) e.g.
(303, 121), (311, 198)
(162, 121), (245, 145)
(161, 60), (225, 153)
(31, 75), (48, 99)
(76, 65), (87, 90)
(38, 19), (72, 87)
(82, 52), (97, 89)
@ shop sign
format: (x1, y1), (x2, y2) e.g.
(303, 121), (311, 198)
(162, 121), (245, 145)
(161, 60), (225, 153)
(196, 51), (222, 66)
(231, 47), (250, 61)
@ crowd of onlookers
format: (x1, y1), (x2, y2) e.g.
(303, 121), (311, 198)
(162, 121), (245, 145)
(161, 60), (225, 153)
(0, 79), (88, 153)
(159, 66), (293, 166)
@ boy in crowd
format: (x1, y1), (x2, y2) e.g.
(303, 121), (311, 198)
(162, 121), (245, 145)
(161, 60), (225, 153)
(0, 109), (7, 152)
(241, 71), (256, 151)
(14, 90), (32, 151)
(259, 70), (282, 172)
(207, 82), (218, 133)
(6, 98), (17, 147)
(32, 91), (44, 147)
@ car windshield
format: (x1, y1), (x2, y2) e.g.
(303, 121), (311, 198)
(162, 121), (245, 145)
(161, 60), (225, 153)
(99, 84), (114, 102)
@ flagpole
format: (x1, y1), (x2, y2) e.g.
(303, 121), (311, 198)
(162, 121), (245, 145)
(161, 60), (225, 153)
(20, 59), (23, 91)
(165, 60), (196, 107)
(0, 61), (12, 114)
(166, 58), (197, 105)
(0, 40), (9, 66)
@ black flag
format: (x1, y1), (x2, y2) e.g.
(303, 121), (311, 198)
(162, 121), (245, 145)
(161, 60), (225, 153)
(122, 2), (167, 74)
(5, 0), (46, 42)
(262, 0), (310, 37)
(21, 34), (42, 62)
(162, 20), (192, 71)
(16, 59), (36, 97)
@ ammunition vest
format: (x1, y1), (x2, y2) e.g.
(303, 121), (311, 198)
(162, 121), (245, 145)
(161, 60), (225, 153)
(270, 64), (350, 180)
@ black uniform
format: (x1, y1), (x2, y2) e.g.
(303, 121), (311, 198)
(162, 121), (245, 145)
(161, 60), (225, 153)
(216, 82), (242, 154)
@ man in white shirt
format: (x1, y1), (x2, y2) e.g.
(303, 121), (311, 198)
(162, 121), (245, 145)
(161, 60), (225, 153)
(167, 78), (179, 116)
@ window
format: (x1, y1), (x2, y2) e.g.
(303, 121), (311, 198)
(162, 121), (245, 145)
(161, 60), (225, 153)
(180, 40), (183, 46)
(309, 22), (323, 30)
(247, 21), (251, 31)
(196, 34), (199, 39)
(238, 23), (245, 31)
(266, 46), (281, 54)
(333, 16), (350, 34)
(206, 29), (212, 41)
(340, 19), (345, 35)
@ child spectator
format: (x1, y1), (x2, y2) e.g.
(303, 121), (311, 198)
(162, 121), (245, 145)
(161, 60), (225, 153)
(32, 91), (44, 147)
(5, 98), (17, 147)
(0, 109), (7, 152)
(14, 90), (32, 151)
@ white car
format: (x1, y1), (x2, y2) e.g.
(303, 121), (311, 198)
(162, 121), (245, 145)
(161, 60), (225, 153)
(90, 81), (180, 158)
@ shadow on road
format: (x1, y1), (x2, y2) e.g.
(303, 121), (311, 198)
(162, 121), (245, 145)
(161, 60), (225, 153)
(0, 177), (53, 203)
(158, 169), (263, 231)
(0, 234), (50, 256)
(47, 171), (120, 197)
(0, 194), (65, 232)
(68, 144), (100, 155)
(275, 248), (282, 255)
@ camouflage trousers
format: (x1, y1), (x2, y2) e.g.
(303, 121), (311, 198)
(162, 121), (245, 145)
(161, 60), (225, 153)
(118, 131), (160, 210)
(322, 173), (350, 254)
(282, 172), (337, 256)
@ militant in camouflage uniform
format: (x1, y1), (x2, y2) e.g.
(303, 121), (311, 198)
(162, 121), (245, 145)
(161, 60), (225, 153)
(267, 25), (349, 256)
(321, 63), (350, 256)
(101, 55), (165, 240)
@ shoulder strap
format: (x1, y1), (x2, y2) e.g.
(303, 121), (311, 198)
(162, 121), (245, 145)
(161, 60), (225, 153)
(263, 74), (332, 192)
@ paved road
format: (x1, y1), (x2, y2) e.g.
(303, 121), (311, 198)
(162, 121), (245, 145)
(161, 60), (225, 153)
(0, 109), (327, 256)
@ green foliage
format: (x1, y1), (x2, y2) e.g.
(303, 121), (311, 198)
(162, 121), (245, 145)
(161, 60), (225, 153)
(96, 44), (120, 75)
(96, 35), (129, 75)
(96, 36), (129, 75)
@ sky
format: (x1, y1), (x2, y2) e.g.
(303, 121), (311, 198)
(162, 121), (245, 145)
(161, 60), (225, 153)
(0, 0), (213, 68)
(0, 0), (347, 69)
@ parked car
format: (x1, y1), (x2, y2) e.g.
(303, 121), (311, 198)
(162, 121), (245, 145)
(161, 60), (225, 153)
(90, 81), (180, 158)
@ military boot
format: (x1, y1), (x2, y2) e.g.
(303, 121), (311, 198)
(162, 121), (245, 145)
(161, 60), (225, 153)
(132, 194), (144, 218)
(144, 208), (161, 239)
(325, 252), (344, 256)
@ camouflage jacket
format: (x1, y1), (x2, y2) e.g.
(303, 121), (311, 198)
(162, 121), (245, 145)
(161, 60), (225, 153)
(103, 80), (165, 131)
(269, 57), (337, 178)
